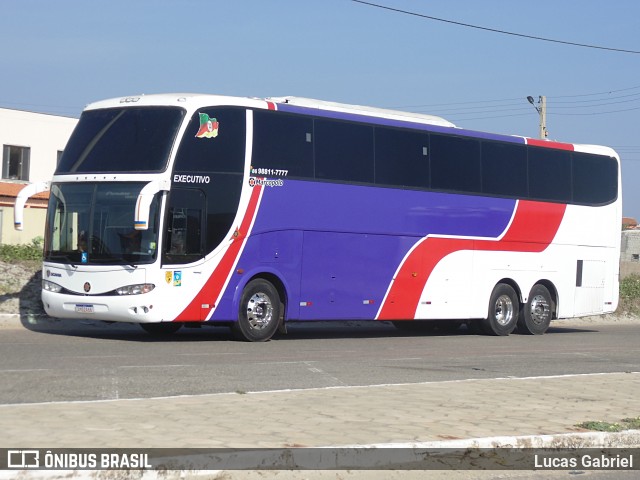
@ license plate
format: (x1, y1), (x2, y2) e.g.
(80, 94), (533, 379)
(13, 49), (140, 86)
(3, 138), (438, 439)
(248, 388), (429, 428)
(75, 304), (94, 314)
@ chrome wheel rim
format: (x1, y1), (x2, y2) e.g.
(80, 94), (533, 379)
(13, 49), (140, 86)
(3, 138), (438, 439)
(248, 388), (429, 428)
(494, 294), (514, 326)
(530, 294), (549, 325)
(246, 292), (274, 330)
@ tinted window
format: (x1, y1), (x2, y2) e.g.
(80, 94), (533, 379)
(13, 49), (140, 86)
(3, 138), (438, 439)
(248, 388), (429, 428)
(430, 134), (481, 193)
(315, 119), (374, 183)
(174, 108), (246, 173)
(482, 141), (528, 197)
(375, 127), (429, 188)
(253, 110), (313, 178)
(528, 147), (572, 202)
(57, 107), (185, 174)
(205, 173), (243, 252)
(572, 153), (618, 204)
(163, 188), (205, 264)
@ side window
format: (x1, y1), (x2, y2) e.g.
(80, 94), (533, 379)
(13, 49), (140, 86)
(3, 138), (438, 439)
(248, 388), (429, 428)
(174, 108), (246, 173)
(430, 134), (481, 193)
(375, 127), (429, 188)
(163, 188), (205, 264)
(205, 173), (243, 253)
(572, 153), (618, 205)
(314, 119), (374, 183)
(528, 147), (572, 202)
(481, 141), (528, 197)
(252, 110), (313, 178)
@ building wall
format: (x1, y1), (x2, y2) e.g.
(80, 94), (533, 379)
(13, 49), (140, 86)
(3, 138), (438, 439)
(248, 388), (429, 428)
(0, 107), (77, 183)
(621, 230), (640, 262)
(0, 206), (47, 245)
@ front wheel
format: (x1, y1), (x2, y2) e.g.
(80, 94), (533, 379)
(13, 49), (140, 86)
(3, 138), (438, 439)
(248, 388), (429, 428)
(518, 284), (553, 335)
(481, 283), (519, 336)
(233, 279), (282, 342)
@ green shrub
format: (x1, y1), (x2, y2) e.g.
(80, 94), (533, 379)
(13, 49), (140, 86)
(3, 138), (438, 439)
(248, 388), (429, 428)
(0, 237), (43, 262)
(617, 274), (640, 316)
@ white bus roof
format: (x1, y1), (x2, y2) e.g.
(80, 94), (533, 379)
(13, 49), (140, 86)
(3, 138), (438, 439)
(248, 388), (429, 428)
(84, 93), (455, 128)
(267, 96), (455, 128)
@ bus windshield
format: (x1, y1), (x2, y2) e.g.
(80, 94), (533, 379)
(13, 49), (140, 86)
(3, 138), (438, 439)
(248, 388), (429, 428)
(44, 182), (160, 265)
(56, 107), (185, 174)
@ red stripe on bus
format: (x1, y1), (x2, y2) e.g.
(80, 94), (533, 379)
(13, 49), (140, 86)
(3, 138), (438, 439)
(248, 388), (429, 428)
(376, 200), (567, 320)
(175, 185), (263, 321)
(526, 138), (574, 151)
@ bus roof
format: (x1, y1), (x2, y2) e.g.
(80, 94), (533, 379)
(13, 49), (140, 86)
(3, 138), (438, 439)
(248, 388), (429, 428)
(267, 96), (456, 128)
(84, 93), (454, 128)
(82, 93), (617, 157)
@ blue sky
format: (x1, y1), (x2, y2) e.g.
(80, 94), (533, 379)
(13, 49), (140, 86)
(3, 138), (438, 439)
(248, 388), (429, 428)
(2, 0), (639, 217)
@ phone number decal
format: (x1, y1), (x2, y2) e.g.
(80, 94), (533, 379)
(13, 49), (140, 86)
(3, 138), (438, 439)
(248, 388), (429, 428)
(250, 167), (288, 177)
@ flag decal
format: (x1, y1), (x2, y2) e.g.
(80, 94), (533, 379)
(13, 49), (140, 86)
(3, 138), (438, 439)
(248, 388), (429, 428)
(195, 113), (219, 138)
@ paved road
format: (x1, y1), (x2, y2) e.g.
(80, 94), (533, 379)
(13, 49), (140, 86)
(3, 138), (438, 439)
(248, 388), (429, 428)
(1, 316), (639, 404)
(1, 316), (640, 478)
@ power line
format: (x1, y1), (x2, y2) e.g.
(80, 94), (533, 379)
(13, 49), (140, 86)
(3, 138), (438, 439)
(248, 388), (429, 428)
(551, 91), (640, 106)
(351, 0), (640, 54)
(549, 84), (640, 99)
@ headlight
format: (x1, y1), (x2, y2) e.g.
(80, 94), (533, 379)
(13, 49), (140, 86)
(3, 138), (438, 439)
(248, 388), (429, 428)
(116, 283), (155, 295)
(42, 280), (62, 293)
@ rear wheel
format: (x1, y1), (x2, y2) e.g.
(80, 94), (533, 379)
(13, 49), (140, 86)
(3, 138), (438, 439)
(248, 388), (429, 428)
(233, 279), (282, 342)
(518, 284), (553, 335)
(140, 322), (182, 335)
(482, 283), (519, 336)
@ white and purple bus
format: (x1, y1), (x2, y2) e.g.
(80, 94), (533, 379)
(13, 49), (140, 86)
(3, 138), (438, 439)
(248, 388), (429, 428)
(15, 94), (621, 341)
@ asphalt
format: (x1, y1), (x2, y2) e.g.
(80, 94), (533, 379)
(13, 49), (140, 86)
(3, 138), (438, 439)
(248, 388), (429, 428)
(1, 315), (639, 478)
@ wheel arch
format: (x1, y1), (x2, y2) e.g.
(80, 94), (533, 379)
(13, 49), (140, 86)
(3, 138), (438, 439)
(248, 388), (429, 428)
(233, 269), (289, 322)
(495, 278), (523, 304)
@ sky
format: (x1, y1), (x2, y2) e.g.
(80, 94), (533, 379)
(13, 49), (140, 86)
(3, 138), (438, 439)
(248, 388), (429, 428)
(1, 0), (639, 217)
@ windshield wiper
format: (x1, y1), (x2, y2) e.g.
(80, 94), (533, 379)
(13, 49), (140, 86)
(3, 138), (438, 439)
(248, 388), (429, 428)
(45, 254), (78, 268)
(90, 257), (138, 269)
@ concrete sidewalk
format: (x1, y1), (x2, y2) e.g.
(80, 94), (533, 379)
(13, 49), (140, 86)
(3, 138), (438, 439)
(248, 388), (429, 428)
(2, 372), (639, 449)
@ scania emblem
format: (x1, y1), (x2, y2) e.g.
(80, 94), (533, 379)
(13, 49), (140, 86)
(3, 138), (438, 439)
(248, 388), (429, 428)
(84, 282), (91, 293)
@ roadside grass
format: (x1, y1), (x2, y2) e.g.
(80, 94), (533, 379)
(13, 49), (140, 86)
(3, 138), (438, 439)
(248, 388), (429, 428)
(577, 417), (640, 432)
(617, 274), (640, 316)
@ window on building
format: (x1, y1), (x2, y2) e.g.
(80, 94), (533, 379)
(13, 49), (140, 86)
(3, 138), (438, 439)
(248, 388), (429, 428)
(57, 150), (64, 166)
(2, 145), (30, 180)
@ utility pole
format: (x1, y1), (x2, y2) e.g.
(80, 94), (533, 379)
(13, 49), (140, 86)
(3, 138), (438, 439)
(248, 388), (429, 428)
(527, 95), (548, 139)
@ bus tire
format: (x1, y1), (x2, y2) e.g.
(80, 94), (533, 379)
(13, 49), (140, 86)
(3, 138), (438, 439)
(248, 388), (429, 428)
(482, 283), (519, 336)
(518, 284), (553, 335)
(233, 279), (281, 342)
(140, 322), (182, 335)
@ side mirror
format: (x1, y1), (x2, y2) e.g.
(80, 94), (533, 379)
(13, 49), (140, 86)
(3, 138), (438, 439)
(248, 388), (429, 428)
(134, 179), (170, 230)
(14, 181), (50, 231)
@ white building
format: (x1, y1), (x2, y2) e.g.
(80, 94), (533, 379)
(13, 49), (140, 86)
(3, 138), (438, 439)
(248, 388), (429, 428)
(0, 107), (78, 244)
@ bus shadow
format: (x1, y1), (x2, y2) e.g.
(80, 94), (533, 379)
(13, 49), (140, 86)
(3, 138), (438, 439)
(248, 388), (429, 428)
(17, 315), (600, 342)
